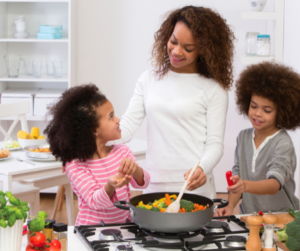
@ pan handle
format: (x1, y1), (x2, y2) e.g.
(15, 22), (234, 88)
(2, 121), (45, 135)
(213, 199), (228, 209)
(114, 200), (130, 210)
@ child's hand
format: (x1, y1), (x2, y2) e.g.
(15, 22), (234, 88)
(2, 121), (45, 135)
(227, 175), (245, 194)
(214, 206), (234, 217)
(118, 158), (139, 176)
(108, 174), (131, 188)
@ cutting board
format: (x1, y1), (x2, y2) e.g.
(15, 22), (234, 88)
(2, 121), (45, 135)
(240, 213), (295, 251)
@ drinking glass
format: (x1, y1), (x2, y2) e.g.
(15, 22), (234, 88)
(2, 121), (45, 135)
(3, 54), (21, 78)
(46, 60), (53, 76)
(24, 59), (33, 76)
(53, 60), (63, 78)
(33, 60), (43, 78)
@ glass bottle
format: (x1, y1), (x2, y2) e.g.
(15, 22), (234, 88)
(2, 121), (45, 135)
(42, 219), (56, 240)
(256, 34), (271, 56)
(53, 223), (68, 251)
(245, 32), (259, 56)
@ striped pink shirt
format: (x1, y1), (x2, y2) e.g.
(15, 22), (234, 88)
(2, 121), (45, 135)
(65, 144), (150, 226)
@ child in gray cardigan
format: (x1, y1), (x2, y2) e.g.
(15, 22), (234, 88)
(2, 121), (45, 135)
(215, 62), (300, 215)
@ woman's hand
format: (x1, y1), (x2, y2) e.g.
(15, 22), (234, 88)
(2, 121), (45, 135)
(118, 158), (139, 176)
(214, 206), (234, 217)
(227, 175), (245, 194)
(184, 166), (207, 191)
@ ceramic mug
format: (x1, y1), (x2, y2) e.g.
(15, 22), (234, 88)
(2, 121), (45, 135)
(249, 0), (267, 12)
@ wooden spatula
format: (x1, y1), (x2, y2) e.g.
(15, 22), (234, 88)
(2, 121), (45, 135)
(165, 160), (200, 213)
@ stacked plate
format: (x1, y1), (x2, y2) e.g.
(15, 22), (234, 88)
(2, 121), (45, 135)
(24, 144), (56, 162)
(13, 15), (29, 39)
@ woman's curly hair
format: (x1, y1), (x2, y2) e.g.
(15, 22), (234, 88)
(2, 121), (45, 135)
(235, 61), (300, 130)
(151, 5), (235, 90)
(44, 84), (107, 165)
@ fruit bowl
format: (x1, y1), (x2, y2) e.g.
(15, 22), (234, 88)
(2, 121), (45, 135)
(18, 138), (47, 149)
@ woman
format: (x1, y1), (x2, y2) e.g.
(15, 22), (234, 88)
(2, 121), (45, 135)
(110, 6), (235, 198)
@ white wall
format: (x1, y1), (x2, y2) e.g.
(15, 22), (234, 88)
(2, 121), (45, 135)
(283, 0), (300, 199)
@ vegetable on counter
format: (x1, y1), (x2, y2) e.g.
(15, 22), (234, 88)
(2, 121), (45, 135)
(277, 226), (288, 242)
(276, 209), (300, 251)
(287, 208), (300, 218)
(136, 194), (207, 213)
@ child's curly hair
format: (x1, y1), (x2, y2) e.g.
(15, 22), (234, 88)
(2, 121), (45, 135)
(235, 61), (300, 130)
(151, 5), (235, 90)
(44, 84), (107, 165)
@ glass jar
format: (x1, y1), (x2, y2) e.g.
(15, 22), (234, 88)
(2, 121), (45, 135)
(42, 219), (56, 240)
(53, 223), (68, 251)
(256, 34), (271, 56)
(245, 32), (259, 56)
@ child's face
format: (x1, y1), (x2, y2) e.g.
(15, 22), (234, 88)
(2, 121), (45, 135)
(248, 95), (277, 132)
(95, 100), (121, 142)
(167, 21), (199, 73)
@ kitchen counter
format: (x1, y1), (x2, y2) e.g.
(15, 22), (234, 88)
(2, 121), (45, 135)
(66, 214), (286, 251)
(20, 213), (289, 251)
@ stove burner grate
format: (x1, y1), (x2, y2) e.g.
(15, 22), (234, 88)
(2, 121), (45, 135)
(74, 216), (249, 251)
(224, 235), (246, 248)
(141, 228), (202, 239)
(99, 229), (122, 240)
(116, 244), (133, 251)
(204, 221), (229, 233)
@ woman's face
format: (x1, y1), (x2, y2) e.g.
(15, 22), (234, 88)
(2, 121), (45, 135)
(248, 94), (278, 133)
(167, 21), (199, 74)
(95, 100), (121, 142)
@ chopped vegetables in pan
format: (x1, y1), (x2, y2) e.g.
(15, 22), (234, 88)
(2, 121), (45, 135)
(136, 194), (207, 213)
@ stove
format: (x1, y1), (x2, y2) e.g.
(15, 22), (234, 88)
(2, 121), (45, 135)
(73, 216), (250, 251)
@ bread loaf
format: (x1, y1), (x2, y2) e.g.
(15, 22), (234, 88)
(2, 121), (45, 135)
(0, 149), (10, 158)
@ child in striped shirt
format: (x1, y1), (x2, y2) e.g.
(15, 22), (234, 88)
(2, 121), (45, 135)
(44, 84), (150, 225)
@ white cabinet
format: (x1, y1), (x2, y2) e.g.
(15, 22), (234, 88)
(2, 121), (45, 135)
(241, 0), (284, 65)
(0, 0), (76, 121)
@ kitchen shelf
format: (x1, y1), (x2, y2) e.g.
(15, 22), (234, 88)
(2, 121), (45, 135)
(0, 37), (69, 43)
(241, 0), (284, 65)
(0, 74), (69, 82)
(241, 56), (275, 65)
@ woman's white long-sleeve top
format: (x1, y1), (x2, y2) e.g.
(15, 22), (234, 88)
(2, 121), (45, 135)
(117, 70), (228, 195)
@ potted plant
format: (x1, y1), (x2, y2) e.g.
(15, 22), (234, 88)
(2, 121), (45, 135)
(0, 190), (30, 251)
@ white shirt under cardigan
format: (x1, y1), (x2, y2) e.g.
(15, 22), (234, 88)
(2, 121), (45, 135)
(112, 70), (228, 199)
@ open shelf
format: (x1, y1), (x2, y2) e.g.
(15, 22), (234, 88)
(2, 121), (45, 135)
(241, 56), (275, 65)
(0, 37), (69, 43)
(241, 0), (284, 65)
(0, 74), (69, 82)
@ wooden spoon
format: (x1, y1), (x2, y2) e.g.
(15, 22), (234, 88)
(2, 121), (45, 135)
(165, 160), (200, 213)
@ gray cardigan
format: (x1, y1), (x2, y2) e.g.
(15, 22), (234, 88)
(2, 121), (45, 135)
(232, 128), (299, 214)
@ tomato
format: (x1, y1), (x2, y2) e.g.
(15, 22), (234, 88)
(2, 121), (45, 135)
(46, 247), (60, 251)
(26, 244), (36, 251)
(44, 239), (61, 251)
(29, 232), (47, 248)
(26, 246), (40, 251)
(49, 239), (61, 250)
